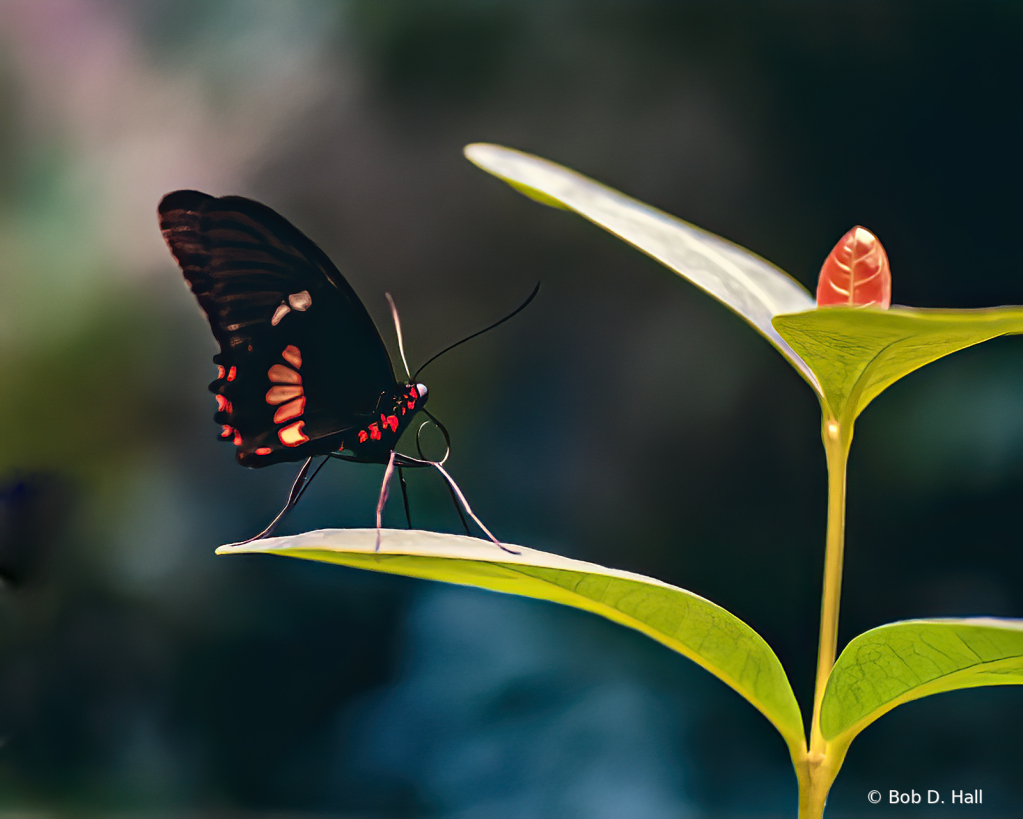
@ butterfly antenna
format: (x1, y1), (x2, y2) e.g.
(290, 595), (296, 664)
(413, 282), (540, 380)
(385, 293), (412, 380)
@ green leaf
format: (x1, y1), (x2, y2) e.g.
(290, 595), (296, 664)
(821, 618), (1023, 751)
(465, 144), (1023, 430)
(772, 306), (1023, 424)
(219, 527), (806, 759)
(464, 143), (817, 384)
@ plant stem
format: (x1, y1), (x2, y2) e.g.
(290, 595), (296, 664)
(811, 416), (851, 752)
(797, 414), (853, 818)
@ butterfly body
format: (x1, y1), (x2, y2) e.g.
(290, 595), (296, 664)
(158, 189), (428, 469)
(159, 189), (528, 551)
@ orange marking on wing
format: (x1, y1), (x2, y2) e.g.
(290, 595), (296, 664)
(273, 396), (306, 424)
(382, 414), (398, 433)
(220, 425), (233, 438)
(268, 364), (301, 384)
(233, 431), (243, 447)
(227, 366), (237, 381)
(266, 385), (304, 405)
(278, 420), (309, 447)
(255, 447), (272, 456)
(217, 365), (226, 380)
(358, 430), (368, 443)
(216, 395), (229, 412)
(282, 345), (302, 369)
(369, 422), (381, 441)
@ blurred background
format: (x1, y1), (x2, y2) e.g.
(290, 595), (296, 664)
(1, 2), (1022, 817)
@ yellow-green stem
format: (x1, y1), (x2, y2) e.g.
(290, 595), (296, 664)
(797, 415), (853, 818)
(811, 416), (851, 750)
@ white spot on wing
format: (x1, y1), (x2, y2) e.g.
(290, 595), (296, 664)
(271, 303), (291, 326)
(289, 290), (312, 311)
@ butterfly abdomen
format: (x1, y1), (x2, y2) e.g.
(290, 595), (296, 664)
(334, 382), (426, 462)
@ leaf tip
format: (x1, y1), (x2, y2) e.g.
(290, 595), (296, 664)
(463, 142), (507, 168)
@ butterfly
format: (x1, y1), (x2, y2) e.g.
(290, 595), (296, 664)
(158, 190), (531, 548)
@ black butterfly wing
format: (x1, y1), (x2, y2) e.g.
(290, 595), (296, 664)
(159, 190), (398, 466)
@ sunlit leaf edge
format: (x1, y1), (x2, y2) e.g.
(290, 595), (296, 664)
(773, 305), (1023, 423)
(820, 618), (1023, 746)
(219, 527), (806, 758)
(464, 143), (818, 387)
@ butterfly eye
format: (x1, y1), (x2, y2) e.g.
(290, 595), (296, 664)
(415, 383), (428, 403)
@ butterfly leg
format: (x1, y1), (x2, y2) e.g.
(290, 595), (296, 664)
(397, 464), (412, 529)
(430, 462), (519, 556)
(443, 476), (471, 536)
(227, 456), (328, 546)
(375, 450), (398, 551)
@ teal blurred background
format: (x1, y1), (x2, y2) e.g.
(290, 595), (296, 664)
(2, 2), (1023, 817)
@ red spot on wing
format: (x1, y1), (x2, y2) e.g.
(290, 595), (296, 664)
(266, 385), (304, 405)
(273, 396), (306, 424)
(358, 430), (368, 443)
(282, 345), (302, 369)
(268, 364), (301, 384)
(816, 226), (891, 308)
(220, 425), (233, 439)
(278, 420), (309, 447)
(216, 395), (230, 412)
(382, 414), (398, 433)
(255, 447), (272, 456)
(217, 365), (226, 380)
(232, 431), (243, 447)
(369, 423), (381, 441)
(227, 366), (237, 381)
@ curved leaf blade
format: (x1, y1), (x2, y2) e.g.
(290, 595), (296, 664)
(821, 618), (1023, 748)
(464, 143), (817, 385)
(219, 527), (806, 759)
(772, 306), (1023, 423)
